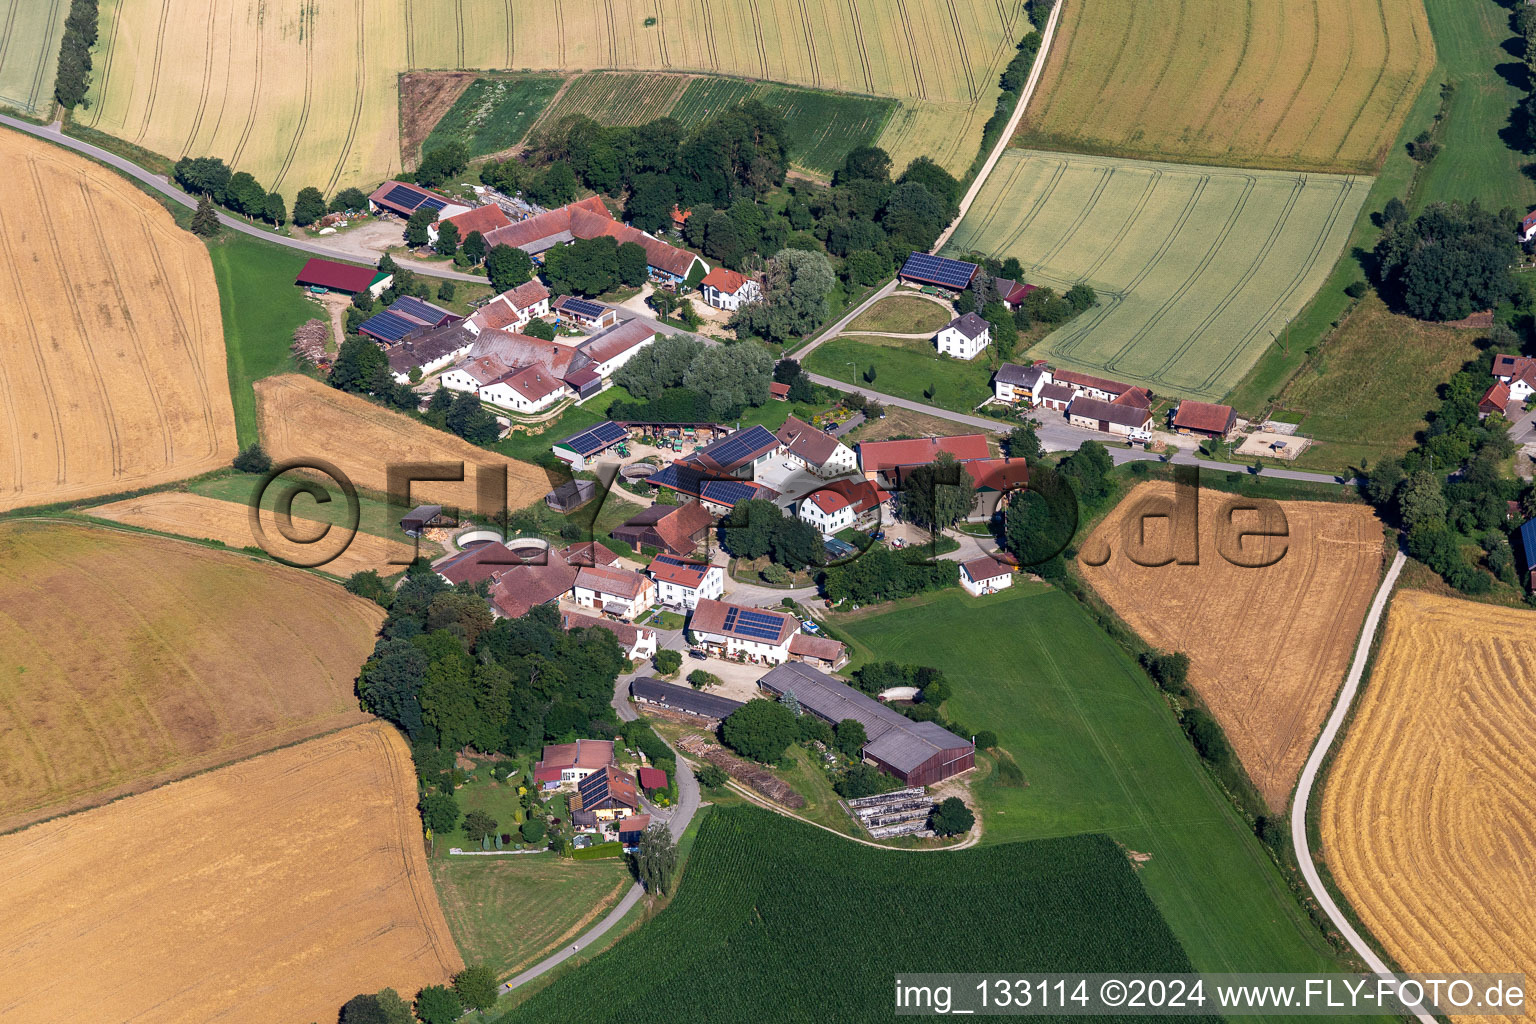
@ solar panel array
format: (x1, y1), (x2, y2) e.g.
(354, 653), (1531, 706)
(721, 605), (789, 641)
(699, 425), (778, 468)
(383, 184), (425, 210)
(357, 310), (417, 343)
(700, 480), (758, 507)
(900, 251), (978, 289)
(562, 297), (606, 319)
(419, 196), (448, 213)
(560, 420), (628, 456)
(390, 295), (445, 323)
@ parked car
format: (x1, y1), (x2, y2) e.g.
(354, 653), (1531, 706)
(869, 530), (885, 541)
(688, 648), (708, 660)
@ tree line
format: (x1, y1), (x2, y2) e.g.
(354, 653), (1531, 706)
(52, 0), (97, 109)
(610, 333), (776, 421)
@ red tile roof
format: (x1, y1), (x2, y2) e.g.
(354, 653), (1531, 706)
(582, 320), (655, 366)
(637, 767), (668, 790)
(613, 501), (716, 556)
(689, 598), (797, 645)
(805, 477), (885, 515)
(647, 556), (713, 588)
(561, 610), (654, 650)
(436, 541), (526, 585)
(498, 364), (566, 403)
(775, 415), (842, 467)
(768, 381), (790, 399)
(294, 258), (379, 293)
(578, 765), (639, 810)
(787, 634), (846, 663)
(1053, 368), (1134, 396)
(856, 434), (990, 474)
(443, 204), (511, 237)
(575, 564), (651, 601)
(561, 541), (620, 567)
(962, 457), (1029, 492)
(701, 267), (751, 294)
(502, 278), (551, 310)
(482, 195), (612, 250)
(1114, 387), (1153, 409)
(488, 560), (580, 617)
(616, 812), (651, 835)
(1494, 353), (1536, 387)
(961, 556), (1010, 582)
(538, 739), (616, 773)
(1171, 400), (1236, 435)
(1481, 381), (1511, 414)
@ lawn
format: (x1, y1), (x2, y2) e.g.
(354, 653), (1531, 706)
(832, 585), (1350, 982)
(1269, 294), (1485, 472)
(189, 471), (433, 548)
(438, 766), (531, 851)
(207, 232), (326, 446)
(845, 295), (951, 334)
(497, 806), (1199, 1023)
(423, 75), (566, 159)
(805, 335), (994, 413)
(492, 388), (634, 465)
(430, 853), (632, 981)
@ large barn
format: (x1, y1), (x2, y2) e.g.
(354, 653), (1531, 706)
(758, 662), (975, 785)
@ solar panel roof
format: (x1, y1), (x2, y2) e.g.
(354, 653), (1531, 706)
(383, 184), (425, 210)
(721, 605), (790, 641)
(560, 420), (628, 456)
(697, 424), (778, 469)
(700, 480), (759, 507)
(419, 196), (448, 213)
(563, 297), (607, 319)
(389, 295), (447, 323)
(900, 251), (978, 289)
(357, 310), (417, 343)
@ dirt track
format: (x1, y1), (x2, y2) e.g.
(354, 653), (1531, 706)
(1078, 482), (1383, 808)
(255, 374), (551, 512)
(0, 130), (236, 512)
(0, 722), (461, 1023)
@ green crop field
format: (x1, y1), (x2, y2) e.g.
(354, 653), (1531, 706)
(945, 150), (1372, 401)
(497, 806), (1199, 1023)
(523, 72), (899, 177)
(1017, 0), (1434, 174)
(82, 0), (1020, 193)
(0, 0), (66, 116)
(833, 585), (1349, 981)
(423, 75), (565, 160)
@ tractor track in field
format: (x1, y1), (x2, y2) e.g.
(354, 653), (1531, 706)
(1122, 0), (1187, 138)
(503, 0), (513, 65)
(229, 10), (265, 169)
(1075, 169), (1164, 286)
(86, 0), (126, 127)
(894, 0), (926, 100)
(698, 0), (721, 71)
(555, 0), (568, 65)
(455, 0), (465, 68)
(1190, 0), (1253, 146)
(271, 2), (316, 193)
(844, 0), (873, 93)
(1329, 0), (1391, 164)
(652, 0), (670, 66)
(178, 0), (218, 157)
(403, 0), (415, 67)
(941, 0), (976, 101)
(1029, 164), (1116, 270)
(0, 178), (65, 485)
(133, 0), (173, 145)
(1253, 0), (1321, 161)
(1293, 0), (1360, 164)
(27, 0), (63, 112)
(0, 2), (19, 104)
(794, 0), (821, 86)
(746, 0), (769, 78)
(324, 0), (369, 199)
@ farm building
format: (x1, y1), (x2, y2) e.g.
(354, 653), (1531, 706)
(692, 425), (783, 478)
(561, 610), (658, 660)
(993, 278), (1037, 309)
(1068, 396), (1153, 441)
(572, 564), (655, 620)
(1171, 400), (1238, 440)
(400, 504), (454, 536)
(1517, 518), (1536, 589)
(1036, 381), (1073, 411)
(647, 554), (724, 610)
(440, 354), (567, 414)
(775, 416), (857, 477)
(471, 280), (551, 334)
(1523, 211), (1536, 243)
(787, 633), (849, 670)
(579, 321), (657, 378)
(293, 258), (391, 298)
(545, 478), (598, 513)
(797, 478), (887, 536)
(615, 814), (650, 849)
(630, 676), (745, 720)
(647, 461), (779, 514)
(856, 434), (990, 485)
(367, 180), (470, 219)
(428, 203), (510, 245)
(553, 295), (618, 330)
(638, 767), (668, 791)
(385, 329), (477, 383)
(689, 599), (800, 664)
(769, 381), (791, 401)
(898, 251), (978, 291)
(435, 540), (528, 586)
(961, 458), (1030, 520)
(357, 295), (458, 345)
(576, 765), (640, 819)
(992, 361), (1052, 404)
(552, 421), (629, 471)
(1492, 353), (1536, 404)
(959, 556), (1013, 596)
(699, 267), (763, 310)
(758, 662), (974, 786)
(935, 312), (991, 360)
(559, 541), (620, 567)
(535, 739), (616, 787)
(611, 501), (716, 557)
(480, 195), (707, 285)
(1052, 368), (1139, 404)
(435, 543), (582, 617)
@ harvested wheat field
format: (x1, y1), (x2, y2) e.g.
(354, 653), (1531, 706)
(0, 129), (236, 512)
(91, 490), (416, 576)
(256, 374), (549, 513)
(1078, 482), (1383, 808)
(0, 520), (384, 833)
(1018, 0), (1434, 173)
(0, 722), (461, 1023)
(1323, 591), (1536, 1021)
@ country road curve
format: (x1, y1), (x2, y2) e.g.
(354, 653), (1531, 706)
(1288, 549), (1433, 1024)
(0, 115), (483, 282)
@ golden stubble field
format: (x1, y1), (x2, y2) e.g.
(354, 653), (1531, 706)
(0, 520), (384, 833)
(90, 490), (417, 576)
(1323, 590), (1536, 1023)
(1078, 482), (1383, 808)
(0, 129), (236, 512)
(255, 373), (550, 513)
(81, 0), (1024, 190)
(0, 722), (462, 1023)
(1017, 0), (1434, 173)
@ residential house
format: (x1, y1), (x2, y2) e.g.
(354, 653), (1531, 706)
(1171, 400), (1238, 440)
(481, 364), (567, 413)
(856, 434), (991, 486)
(797, 478), (887, 536)
(534, 739), (616, 787)
(367, 180), (470, 219)
(576, 765), (639, 820)
(688, 598), (800, 664)
(470, 280), (551, 334)
(699, 267), (763, 310)
(616, 813), (650, 849)
(992, 361), (1052, 404)
(993, 278), (1037, 310)
(428, 203), (511, 245)
(1068, 395), (1153, 441)
(293, 258), (391, 298)
(578, 320), (656, 379)
(1523, 211), (1536, 243)
(961, 458), (1030, 520)
(561, 610), (658, 660)
(1493, 354), (1536, 404)
(647, 554), (724, 610)
(935, 312), (991, 360)
(572, 564), (655, 620)
(487, 559), (582, 618)
(959, 556), (1013, 596)
(1481, 381), (1512, 419)
(629, 676), (745, 720)
(775, 416), (857, 477)
(553, 295), (619, 330)
(611, 501), (716, 557)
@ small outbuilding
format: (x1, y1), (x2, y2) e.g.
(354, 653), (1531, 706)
(1171, 400), (1238, 440)
(401, 504), (454, 536)
(959, 556), (1013, 596)
(545, 478), (599, 513)
(294, 258), (391, 298)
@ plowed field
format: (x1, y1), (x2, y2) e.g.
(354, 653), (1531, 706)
(1079, 482), (1383, 808)
(0, 520), (383, 832)
(0, 722), (462, 1023)
(0, 129), (236, 512)
(1322, 590), (1536, 1023)
(254, 374), (549, 513)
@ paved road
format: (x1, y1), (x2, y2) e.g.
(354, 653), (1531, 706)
(932, 0), (1064, 252)
(0, 115), (484, 281)
(1288, 550), (1431, 1023)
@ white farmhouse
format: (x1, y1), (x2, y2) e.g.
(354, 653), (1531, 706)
(992, 362), (1053, 404)
(959, 556), (1013, 596)
(699, 267), (763, 311)
(647, 555), (725, 610)
(688, 598), (799, 665)
(774, 416), (857, 478)
(572, 565), (655, 621)
(1493, 353), (1536, 403)
(796, 478), (887, 537)
(935, 312), (991, 360)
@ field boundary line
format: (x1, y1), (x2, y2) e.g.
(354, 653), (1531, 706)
(844, 0), (873, 92)
(1290, 549), (1431, 1023)
(933, 0), (1062, 250)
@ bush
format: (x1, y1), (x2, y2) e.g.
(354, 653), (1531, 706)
(688, 669), (721, 689)
(463, 810), (499, 842)
(521, 817), (547, 843)
(973, 729), (997, 749)
(232, 443), (272, 474)
(721, 698), (798, 763)
(696, 763), (728, 789)
(930, 796), (975, 836)
(653, 649), (683, 676)
(453, 964), (499, 1013)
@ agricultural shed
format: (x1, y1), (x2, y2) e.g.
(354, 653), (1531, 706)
(616, 814), (650, 848)
(638, 767), (667, 790)
(294, 258), (390, 297)
(432, 203), (511, 241)
(1518, 518), (1536, 589)
(1052, 368), (1137, 403)
(552, 420), (629, 470)
(554, 295), (618, 330)
(358, 296), (458, 344)
(560, 541), (620, 567)
(855, 434), (990, 481)
(630, 676), (744, 720)
(692, 425), (783, 475)
(769, 381), (790, 400)
(579, 320), (656, 377)
(560, 610), (658, 660)
(611, 501), (716, 557)
(545, 478), (598, 513)
(1068, 396), (1153, 440)
(1480, 382), (1511, 419)
(368, 180), (469, 219)
(899, 251), (977, 291)
(758, 662), (974, 785)
(401, 504), (450, 536)
(1171, 401), (1237, 440)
